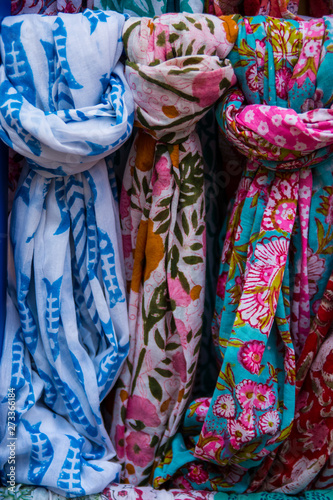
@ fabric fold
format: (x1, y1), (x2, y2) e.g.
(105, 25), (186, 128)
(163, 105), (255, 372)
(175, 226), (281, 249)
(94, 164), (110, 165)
(108, 12), (237, 486)
(0, 11), (133, 496)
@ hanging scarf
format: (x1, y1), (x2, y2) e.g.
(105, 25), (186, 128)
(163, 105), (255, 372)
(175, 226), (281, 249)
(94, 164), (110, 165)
(93, 0), (204, 18)
(154, 15), (333, 492)
(108, 12), (237, 486)
(0, 11), (134, 495)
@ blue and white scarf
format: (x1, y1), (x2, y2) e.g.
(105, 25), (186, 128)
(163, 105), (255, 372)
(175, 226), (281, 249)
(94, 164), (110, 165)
(0, 10), (133, 496)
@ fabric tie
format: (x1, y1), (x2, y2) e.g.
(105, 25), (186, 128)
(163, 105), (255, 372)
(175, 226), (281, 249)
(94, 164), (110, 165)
(0, 11), (134, 496)
(108, 13), (237, 486)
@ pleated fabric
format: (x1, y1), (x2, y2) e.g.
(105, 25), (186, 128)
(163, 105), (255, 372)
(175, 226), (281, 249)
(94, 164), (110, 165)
(108, 12), (238, 486)
(153, 15), (333, 493)
(0, 11), (133, 496)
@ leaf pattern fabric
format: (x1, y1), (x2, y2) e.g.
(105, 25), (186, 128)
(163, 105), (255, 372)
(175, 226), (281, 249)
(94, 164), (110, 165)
(107, 12), (238, 486)
(0, 11), (134, 495)
(153, 15), (333, 493)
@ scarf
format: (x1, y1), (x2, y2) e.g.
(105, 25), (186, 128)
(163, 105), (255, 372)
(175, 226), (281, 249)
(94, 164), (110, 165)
(108, 12), (237, 486)
(154, 15), (333, 492)
(0, 11), (134, 495)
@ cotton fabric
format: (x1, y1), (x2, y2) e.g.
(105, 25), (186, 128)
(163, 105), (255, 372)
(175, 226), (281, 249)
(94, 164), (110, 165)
(108, 12), (238, 486)
(154, 14), (333, 492)
(0, 11), (133, 496)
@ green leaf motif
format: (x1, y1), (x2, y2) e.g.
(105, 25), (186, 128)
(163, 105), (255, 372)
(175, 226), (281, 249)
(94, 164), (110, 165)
(172, 22), (190, 31)
(155, 329), (165, 349)
(155, 368), (173, 377)
(148, 376), (163, 401)
(183, 256), (203, 265)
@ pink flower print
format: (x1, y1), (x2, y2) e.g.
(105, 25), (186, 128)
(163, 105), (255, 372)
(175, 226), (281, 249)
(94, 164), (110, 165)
(301, 88), (324, 111)
(216, 271), (228, 300)
(120, 186), (131, 219)
(237, 237), (289, 335)
(239, 340), (265, 375)
(212, 394), (236, 418)
(122, 234), (132, 260)
(258, 120), (269, 135)
(114, 424), (125, 460)
(275, 67), (292, 100)
(195, 427), (225, 461)
(307, 248), (325, 299)
(192, 70), (224, 108)
(284, 346), (295, 385)
(127, 395), (161, 427)
(239, 409), (254, 430)
(168, 275), (192, 307)
(187, 463), (209, 485)
(172, 475), (192, 490)
(246, 65), (259, 93)
(271, 113), (283, 127)
(304, 39), (319, 58)
(255, 39), (265, 62)
(258, 410), (280, 435)
(228, 419), (255, 450)
(253, 384), (276, 410)
(172, 350), (187, 383)
(236, 379), (258, 410)
(302, 421), (330, 452)
(193, 397), (211, 422)
(126, 431), (155, 467)
(152, 156), (171, 197)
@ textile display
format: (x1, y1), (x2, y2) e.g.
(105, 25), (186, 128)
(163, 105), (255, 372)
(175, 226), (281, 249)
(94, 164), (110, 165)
(153, 14), (333, 492)
(108, 12), (238, 486)
(2, 484), (333, 500)
(0, 11), (134, 495)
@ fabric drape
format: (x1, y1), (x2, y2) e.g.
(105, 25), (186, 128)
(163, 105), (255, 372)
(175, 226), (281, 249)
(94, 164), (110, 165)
(153, 15), (333, 493)
(0, 11), (133, 495)
(108, 12), (237, 486)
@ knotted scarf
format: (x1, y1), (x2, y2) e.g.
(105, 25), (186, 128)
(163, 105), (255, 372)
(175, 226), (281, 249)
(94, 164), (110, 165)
(108, 13), (237, 485)
(153, 15), (333, 492)
(0, 11), (133, 495)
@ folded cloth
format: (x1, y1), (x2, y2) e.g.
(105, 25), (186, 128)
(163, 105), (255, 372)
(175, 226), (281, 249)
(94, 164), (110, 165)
(0, 10), (133, 496)
(93, 0), (204, 18)
(107, 12), (237, 486)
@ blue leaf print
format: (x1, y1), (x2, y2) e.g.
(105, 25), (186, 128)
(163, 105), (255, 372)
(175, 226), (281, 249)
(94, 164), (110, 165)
(50, 367), (98, 437)
(40, 40), (56, 113)
(1, 21), (36, 104)
(54, 179), (70, 235)
(57, 435), (85, 496)
(53, 18), (83, 90)
(83, 10), (109, 35)
(38, 369), (58, 408)
(43, 277), (62, 362)
(22, 420), (54, 485)
(18, 272), (38, 355)
(69, 352), (85, 388)
(97, 228), (124, 308)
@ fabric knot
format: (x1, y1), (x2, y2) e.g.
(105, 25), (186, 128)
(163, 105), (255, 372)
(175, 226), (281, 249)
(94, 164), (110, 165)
(0, 11), (134, 178)
(124, 14), (237, 143)
(217, 16), (333, 171)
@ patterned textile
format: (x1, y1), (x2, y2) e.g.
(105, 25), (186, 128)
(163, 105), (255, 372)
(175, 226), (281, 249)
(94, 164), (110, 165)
(248, 272), (333, 492)
(0, 11), (134, 495)
(93, 0), (203, 18)
(2, 485), (333, 500)
(107, 12), (238, 486)
(11, 0), (93, 15)
(154, 15), (333, 492)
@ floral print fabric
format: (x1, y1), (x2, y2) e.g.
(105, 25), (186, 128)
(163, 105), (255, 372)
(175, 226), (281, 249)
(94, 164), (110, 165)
(153, 15), (333, 493)
(11, 0), (92, 15)
(107, 12), (238, 486)
(94, 0), (204, 17)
